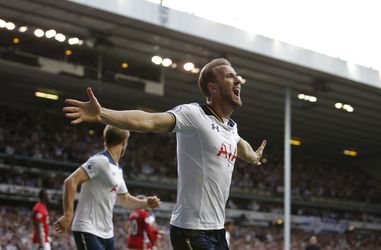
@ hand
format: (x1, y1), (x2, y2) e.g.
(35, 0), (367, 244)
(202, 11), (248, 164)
(63, 87), (102, 124)
(53, 214), (73, 235)
(254, 140), (267, 165)
(147, 196), (161, 209)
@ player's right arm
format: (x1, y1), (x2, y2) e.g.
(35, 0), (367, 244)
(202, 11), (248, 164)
(118, 193), (161, 210)
(64, 87), (175, 133)
(53, 167), (89, 234)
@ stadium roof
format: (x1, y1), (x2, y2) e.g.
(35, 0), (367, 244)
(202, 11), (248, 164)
(0, 0), (380, 161)
(148, 0), (381, 74)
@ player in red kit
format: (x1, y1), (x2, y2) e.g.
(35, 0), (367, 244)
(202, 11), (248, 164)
(32, 189), (51, 250)
(147, 222), (162, 250)
(126, 196), (158, 250)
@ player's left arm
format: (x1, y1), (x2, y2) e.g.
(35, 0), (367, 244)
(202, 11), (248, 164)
(237, 138), (267, 165)
(118, 193), (161, 210)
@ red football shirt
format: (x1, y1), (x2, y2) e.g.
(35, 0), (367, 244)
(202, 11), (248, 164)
(32, 202), (49, 243)
(127, 209), (156, 249)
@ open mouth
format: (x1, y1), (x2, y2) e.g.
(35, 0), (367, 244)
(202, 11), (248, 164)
(233, 89), (240, 97)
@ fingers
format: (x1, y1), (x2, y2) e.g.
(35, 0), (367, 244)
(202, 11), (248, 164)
(63, 106), (79, 113)
(255, 139), (267, 166)
(260, 140), (267, 149)
(71, 118), (83, 124)
(87, 87), (97, 101)
(156, 197), (162, 206)
(148, 196), (161, 208)
(63, 106), (82, 124)
(65, 113), (80, 119)
(53, 221), (65, 234)
(65, 99), (84, 106)
(257, 140), (267, 154)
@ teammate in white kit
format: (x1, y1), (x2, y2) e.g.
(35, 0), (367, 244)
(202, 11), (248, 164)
(63, 58), (266, 250)
(53, 125), (161, 250)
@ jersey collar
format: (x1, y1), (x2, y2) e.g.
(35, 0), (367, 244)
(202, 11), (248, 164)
(101, 150), (118, 166)
(201, 104), (236, 128)
(201, 104), (224, 123)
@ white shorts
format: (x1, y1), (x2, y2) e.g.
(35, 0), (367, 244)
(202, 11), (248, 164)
(32, 242), (51, 250)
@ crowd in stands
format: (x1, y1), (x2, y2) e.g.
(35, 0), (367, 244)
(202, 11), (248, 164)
(1, 105), (381, 248)
(1, 205), (380, 250)
(229, 224), (381, 249)
(1, 105), (380, 205)
(1, 164), (380, 224)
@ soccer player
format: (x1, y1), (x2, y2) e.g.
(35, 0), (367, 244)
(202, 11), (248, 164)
(63, 58), (266, 250)
(126, 196), (159, 250)
(53, 125), (161, 250)
(32, 189), (51, 250)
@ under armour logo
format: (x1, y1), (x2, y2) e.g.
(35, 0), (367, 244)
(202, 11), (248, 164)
(211, 123), (219, 132)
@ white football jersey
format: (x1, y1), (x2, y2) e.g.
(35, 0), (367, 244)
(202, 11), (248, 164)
(72, 151), (128, 238)
(168, 103), (240, 230)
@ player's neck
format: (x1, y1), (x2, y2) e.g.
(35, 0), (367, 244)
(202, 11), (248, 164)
(206, 100), (233, 120)
(106, 147), (121, 164)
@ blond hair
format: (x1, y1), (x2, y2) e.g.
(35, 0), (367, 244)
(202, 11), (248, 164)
(103, 125), (130, 147)
(198, 58), (231, 98)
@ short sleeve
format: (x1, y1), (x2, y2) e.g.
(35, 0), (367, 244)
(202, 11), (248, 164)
(117, 177), (128, 194)
(167, 103), (200, 134)
(81, 155), (107, 179)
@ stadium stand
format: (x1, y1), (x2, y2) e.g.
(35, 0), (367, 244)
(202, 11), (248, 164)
(1, 1), (381, 249)
(1, 104), (381, 249)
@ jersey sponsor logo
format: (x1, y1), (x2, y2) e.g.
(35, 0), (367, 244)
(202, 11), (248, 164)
(217, 143), (237, 162)
(111, 184), (118, 192)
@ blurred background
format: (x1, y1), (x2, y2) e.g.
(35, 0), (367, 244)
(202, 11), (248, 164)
(0, 0), (380, 249)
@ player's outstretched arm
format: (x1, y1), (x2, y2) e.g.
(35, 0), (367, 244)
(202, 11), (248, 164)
(64, 87), (175, 133)
(237, 138), (267, 165)
(53, 167), (89, 234)
(118, 193), (161, 210)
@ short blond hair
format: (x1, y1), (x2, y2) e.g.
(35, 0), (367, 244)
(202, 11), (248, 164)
(198, 58), (231, 98)
(103, 125), (130, 147)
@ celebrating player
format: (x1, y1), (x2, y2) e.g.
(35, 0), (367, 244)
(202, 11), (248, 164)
(63, 58), (266, 249)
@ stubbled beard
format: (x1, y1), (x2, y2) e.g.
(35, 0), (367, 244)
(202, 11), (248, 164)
(231, 100), (242, 109)
(222, 91), (242, 109)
